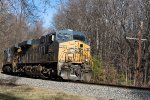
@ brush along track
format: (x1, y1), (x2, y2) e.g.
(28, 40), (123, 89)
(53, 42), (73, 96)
(0, 72), (150, 100)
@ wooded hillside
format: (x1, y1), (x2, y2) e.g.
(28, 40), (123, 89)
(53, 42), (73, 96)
(53, 0), (150, 87)
(0, 0), (149, 87)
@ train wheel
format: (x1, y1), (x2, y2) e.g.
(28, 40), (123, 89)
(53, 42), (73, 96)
(2, 65), (12, 74)
(60, 69), (70, 80)
(82, 71), (92, 82)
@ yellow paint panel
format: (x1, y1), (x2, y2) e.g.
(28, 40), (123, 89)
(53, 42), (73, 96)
(58, 40), (91, 64)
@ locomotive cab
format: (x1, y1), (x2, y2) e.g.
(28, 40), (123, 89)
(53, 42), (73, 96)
(56, 29), (88, 43)
(56, 29), (92, 82)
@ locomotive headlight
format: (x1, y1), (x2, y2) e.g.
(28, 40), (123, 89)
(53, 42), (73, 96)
(85, 59), (88, 62)
(85, 59), (89, 64)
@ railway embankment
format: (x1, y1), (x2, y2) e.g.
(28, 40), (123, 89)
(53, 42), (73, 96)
(0, 73), (150, 100)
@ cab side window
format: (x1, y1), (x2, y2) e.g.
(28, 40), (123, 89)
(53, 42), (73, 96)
(40, 36), (45, 44)
(49, 35), (54, 43)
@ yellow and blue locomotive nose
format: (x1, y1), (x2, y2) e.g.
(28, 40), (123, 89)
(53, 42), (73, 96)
(58, 40), (91, 64)
(58, 39), (92, 82)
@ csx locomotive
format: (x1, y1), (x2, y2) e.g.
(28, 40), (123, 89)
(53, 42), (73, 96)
(2, 29), (92, 82)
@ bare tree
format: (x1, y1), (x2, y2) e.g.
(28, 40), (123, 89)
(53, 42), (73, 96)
(53, 0), (150, 87)
(0, 0), (52, 69)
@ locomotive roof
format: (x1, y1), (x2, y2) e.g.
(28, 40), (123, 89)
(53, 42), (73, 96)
(55, 29), (88, 43)
(4, 29), (88, 50)
(57, 29), (86, 36)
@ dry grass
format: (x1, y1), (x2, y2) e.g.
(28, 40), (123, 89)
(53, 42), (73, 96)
(0, 84), (96, 100)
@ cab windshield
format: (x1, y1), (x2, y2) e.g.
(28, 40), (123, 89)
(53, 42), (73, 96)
(73, 32), (88, 43)
(57, 32), (72, 41)
(56, 30), (88, 43)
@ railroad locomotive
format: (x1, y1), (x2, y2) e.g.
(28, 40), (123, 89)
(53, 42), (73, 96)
(2, 29), (92, 82)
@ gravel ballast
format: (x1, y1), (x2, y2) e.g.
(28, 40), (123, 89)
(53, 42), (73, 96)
(0, 73), (150, 100)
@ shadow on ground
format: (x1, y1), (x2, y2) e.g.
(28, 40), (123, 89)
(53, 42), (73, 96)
(0, 74), (23, 100)
(130, 89), (150, 100)
(0, 93), (23, 100)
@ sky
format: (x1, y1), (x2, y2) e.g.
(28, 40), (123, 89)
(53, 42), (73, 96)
(40, 0), (59, 28)
(9, 0), (59, 28)
(42, 10), (56, 28)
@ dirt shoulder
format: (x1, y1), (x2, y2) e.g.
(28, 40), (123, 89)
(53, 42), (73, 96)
(0, 84), (97, 100)
(0, 75), (97, 100)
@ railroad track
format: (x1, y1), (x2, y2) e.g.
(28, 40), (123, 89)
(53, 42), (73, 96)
(70, 81), (150, 91)
(3, 72), (149, 91)
(0, 72), (150, 100)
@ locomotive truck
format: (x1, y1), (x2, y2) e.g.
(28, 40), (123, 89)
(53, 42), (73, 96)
(2, 29), (92, 82)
